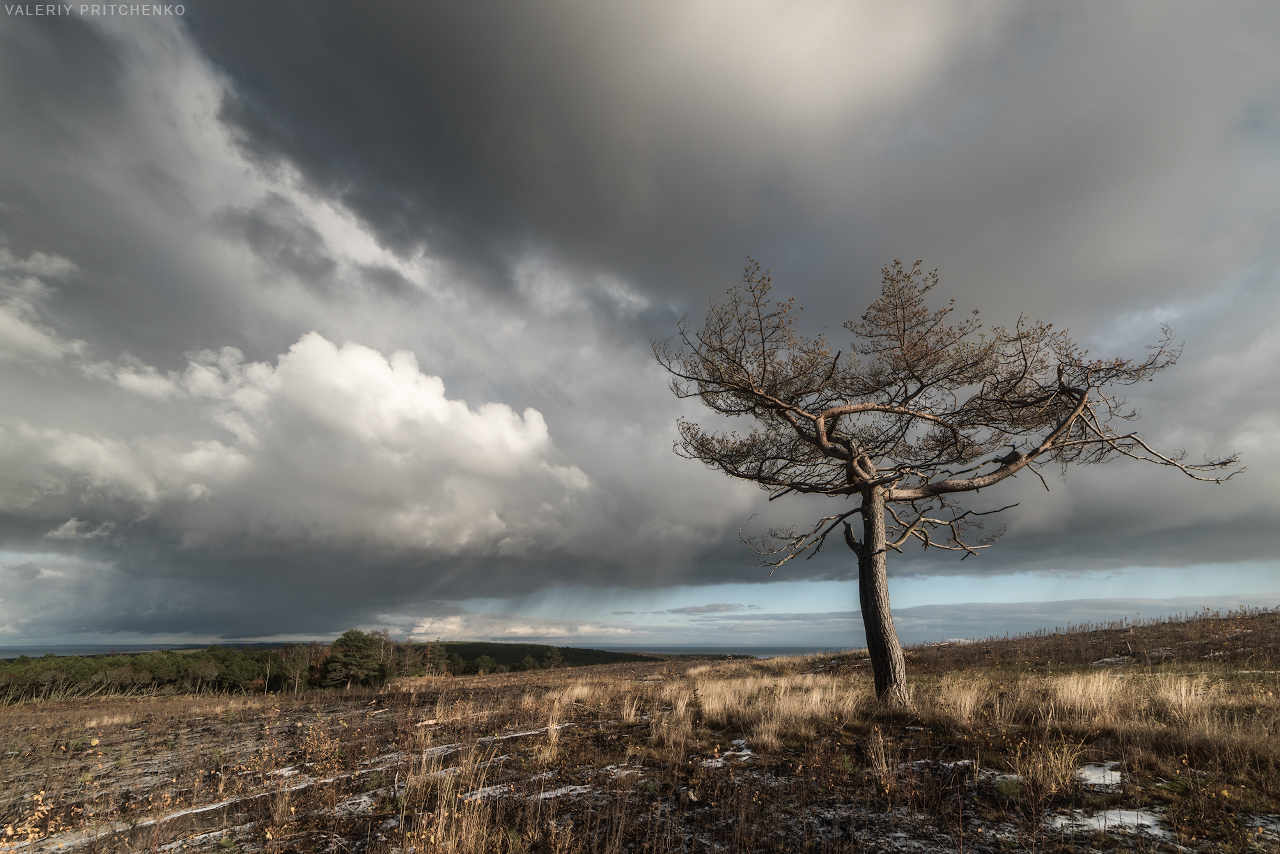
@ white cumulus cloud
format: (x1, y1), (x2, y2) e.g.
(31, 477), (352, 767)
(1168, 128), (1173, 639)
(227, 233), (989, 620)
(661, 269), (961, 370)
(1, 330), (589, 558)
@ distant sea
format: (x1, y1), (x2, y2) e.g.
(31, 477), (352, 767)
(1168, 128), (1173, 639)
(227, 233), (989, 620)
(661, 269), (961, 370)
(601, 645), (854, 659)
(1, 643), (855, 660)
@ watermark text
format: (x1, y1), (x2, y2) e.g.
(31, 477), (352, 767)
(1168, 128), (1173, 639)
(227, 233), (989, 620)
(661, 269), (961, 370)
(5, 4), (185, 15)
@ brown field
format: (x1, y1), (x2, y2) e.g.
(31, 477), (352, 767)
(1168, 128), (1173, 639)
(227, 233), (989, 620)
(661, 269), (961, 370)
(3, 608), (1280, 853)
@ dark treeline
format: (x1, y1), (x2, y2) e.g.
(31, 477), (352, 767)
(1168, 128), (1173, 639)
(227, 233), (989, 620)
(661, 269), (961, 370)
(0, 630), (652, 703)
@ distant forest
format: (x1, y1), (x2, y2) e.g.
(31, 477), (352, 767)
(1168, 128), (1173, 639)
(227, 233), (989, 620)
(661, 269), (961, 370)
(0, 630), (653, 703)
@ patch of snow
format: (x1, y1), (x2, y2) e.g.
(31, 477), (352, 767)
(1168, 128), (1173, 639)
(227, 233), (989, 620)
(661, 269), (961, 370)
(421, 742), (463, 758)
(334, 792), (376, 816)
(702, 741), (754, 769)
(156, 824), (254, 852)
(1078, 763), (1122, 790)
(1050, 809), (1171, 840)
(1245, 813), (1280, 846)
(361, 750), (406, 766)
(603, 764), (642, 778)
(477, 722), (574, 743)
(427, 754), (509, 779)
(531, 785), (592, 800)
(461, 783), (513, 801)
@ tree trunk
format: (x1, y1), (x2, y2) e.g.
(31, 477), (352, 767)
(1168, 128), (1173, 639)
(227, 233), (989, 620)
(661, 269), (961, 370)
(858, 486), (911, 707)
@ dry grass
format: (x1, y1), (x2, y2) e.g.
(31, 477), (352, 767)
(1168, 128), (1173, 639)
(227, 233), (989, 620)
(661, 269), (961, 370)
(696, 669), (870, 752)
(937, 672), (987, 724)
(1153, 673), (1217, 726)
(1051, 671), (1124, 720)
(3, 613), (1280, 852)
(1011, 736), (1082, 802)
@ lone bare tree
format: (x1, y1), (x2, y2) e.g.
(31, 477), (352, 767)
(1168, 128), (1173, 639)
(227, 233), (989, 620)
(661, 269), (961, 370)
(656, 261), (1239, 706)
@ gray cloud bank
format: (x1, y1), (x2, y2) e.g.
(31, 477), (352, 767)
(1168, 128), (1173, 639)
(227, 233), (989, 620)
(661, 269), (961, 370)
(1, 4), (1278, 641)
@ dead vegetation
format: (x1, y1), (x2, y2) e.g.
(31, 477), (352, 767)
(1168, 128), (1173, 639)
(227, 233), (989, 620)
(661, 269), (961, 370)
(3, 609), (1280, 853)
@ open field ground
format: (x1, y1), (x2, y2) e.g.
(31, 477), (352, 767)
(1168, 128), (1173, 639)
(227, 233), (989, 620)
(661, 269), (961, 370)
(3, 609), (1280, 853)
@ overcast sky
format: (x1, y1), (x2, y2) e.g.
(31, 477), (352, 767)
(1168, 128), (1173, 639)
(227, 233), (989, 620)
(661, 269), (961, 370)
(1, 2), (1278, 650)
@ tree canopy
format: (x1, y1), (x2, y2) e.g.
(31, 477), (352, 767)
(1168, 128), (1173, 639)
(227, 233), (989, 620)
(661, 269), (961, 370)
(657, 261), (1239, 704)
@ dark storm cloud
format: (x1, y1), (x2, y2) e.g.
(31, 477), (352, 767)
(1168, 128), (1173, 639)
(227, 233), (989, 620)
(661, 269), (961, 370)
(184, 2), (1280, 324)
(215, 193), (339, 289)
(1, 4), (1279, 642)
(184, 0), (995, 309)
(0, 547), (478, 640)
